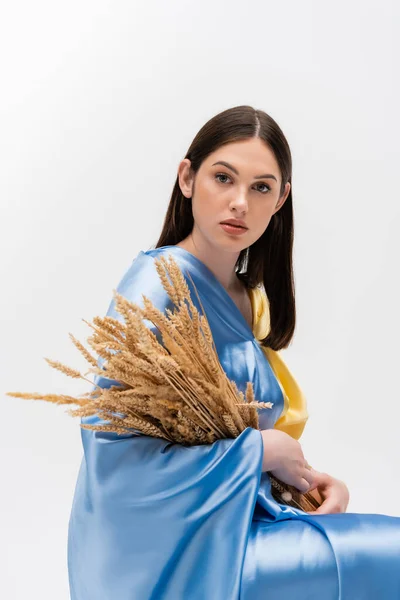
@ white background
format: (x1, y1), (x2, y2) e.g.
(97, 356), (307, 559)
(1, 1), (399, 598)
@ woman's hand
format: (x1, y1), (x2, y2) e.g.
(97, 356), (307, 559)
(261, 429), (315, 493)
(306, 469), (350, 515)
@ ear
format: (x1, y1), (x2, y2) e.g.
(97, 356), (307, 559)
(177, 159), (195, 199)
(273, 181), (291, 214)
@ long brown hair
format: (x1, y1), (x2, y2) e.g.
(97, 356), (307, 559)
(153, 105), (295, 351)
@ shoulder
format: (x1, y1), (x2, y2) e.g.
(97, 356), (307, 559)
(104, 250), (176, 321)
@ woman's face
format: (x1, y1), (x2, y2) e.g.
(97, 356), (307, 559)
(178, 137), (291, 253)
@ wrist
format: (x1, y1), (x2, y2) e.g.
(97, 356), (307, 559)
(260, 430), (278, 472)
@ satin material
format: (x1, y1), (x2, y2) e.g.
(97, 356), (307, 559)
(249, 286), (309, 441)
(68, 245), (400, 599)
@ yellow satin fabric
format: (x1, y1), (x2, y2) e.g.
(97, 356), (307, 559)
(248, 286), (309, 441)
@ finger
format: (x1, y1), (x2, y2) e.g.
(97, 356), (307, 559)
(307, 498), (340, 515)
(306, 479), (319, 492)
(298, 478), (312, 493)
(302, 469), (315, 489)
(304, 468), (325, 492)
(307, 507), (330, 515)
(307, 501), (328, 515)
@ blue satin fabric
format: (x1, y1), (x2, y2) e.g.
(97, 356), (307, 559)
(68, 245), (400, 599)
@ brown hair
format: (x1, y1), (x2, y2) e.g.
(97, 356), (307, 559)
(153, 105), (295, 351)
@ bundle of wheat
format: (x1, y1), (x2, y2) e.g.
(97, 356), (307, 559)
(6, 254), (320, 512)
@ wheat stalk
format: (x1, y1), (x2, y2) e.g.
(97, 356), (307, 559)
(5, 253), (320, 511)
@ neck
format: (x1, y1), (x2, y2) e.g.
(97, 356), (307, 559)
(176, 232), (243, 293)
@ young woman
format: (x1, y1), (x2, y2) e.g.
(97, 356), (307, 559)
(68, 105), (400, 599)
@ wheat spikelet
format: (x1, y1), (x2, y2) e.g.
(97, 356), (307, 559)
(81, 422), (170, 439)
(44, 358), (82, 379)
(153, 255), (180, 305)
(141, 295), (185, 346)
(185, 270), (219, 353)
(164, 255), (192, 299)
(84, 366), (115, 380)
(246, 405), (260, 429)
(165, 307), (219, 385)
(192, 422), (211, 443)
(237, 403), (251, 425)
(102, 315), (126, 331)
(155, 255), (190, 305)
(222, 413), (241, 436)
(239, 401), (274, 409)
(192, 321), (221, 380)
(82, 317), (122, 348)
(165, 304), (197, 352)
(106, 294), (142, 352)
(5, 391), (87, 406)
(92, 340), (124, 354)
(68, 333), (99, 367)
(245, 381), (254, 403)
(92, 316), (126, 343)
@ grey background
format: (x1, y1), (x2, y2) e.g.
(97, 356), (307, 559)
(1, 0), (399, 598)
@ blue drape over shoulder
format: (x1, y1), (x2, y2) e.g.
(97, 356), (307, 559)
(68, 246), (400, 599)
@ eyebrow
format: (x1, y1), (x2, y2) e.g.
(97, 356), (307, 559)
(211, 161), (278, 182)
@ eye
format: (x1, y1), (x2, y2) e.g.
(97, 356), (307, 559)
(215, 173), (271, 194)
(215, 173), (231, 184)
(255, 182), (271, 194)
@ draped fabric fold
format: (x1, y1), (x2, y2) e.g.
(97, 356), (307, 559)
(68, 245), (400, 599)
(249, 286), (309, 440)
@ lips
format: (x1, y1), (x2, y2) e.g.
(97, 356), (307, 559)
(220, 221), (247, 229)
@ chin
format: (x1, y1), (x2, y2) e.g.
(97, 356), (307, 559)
(215, 235), (248, 252)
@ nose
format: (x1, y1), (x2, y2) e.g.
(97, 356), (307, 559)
(229, 192), (248, 214)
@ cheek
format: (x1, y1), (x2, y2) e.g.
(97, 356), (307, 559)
(247, 209), (274, 241)
(254, 207), (274, 229)
(192, 181), (222, 216)
(191, 195), (216, 225)
(196, 179), (218, 208)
